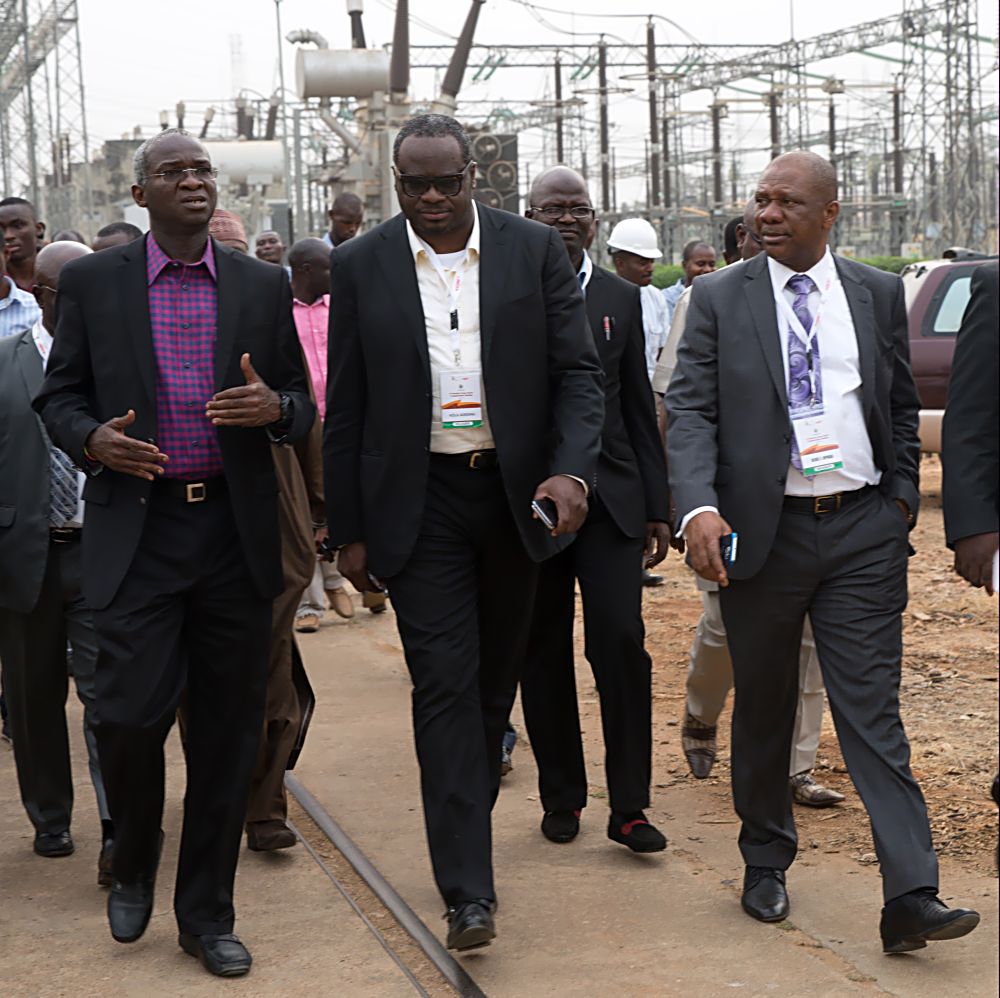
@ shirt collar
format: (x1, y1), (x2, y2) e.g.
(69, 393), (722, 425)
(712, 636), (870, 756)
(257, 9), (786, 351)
(145, 232), (218, 286)
(293, 293), (329, 309)
(0, 273), (38, 310)
(578, 251), (594, 290)
(767, 245), (833, 293)
(406, 201), (481, 264)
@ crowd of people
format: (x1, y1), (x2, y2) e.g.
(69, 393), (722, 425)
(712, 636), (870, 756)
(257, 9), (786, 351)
(0, 111), (995, 979)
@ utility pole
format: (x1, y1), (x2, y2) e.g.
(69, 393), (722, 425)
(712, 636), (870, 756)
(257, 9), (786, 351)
(554, 55), (564, 163)
(710, 101), (724, 210)
(891, 87), (904, 254)
(768, 91), (781, 160)
(21, 0), (39, 208)
(598, 37), (610, 213)
(828, 98), (836, 166)
(273, 0), (292, 240)
(646, 20), (660, 210)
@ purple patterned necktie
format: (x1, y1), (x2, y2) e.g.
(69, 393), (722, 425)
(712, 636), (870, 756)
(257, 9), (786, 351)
(786, 273), (819, 471)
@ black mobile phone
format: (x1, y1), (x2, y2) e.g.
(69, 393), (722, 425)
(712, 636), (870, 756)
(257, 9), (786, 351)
(531, 498), (558, 531)
(720, 532), (739, 567)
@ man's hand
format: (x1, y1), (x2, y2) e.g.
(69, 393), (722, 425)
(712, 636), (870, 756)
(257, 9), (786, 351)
(84, 409), (168, 480)
(533, 475), (588, 537)
(894, 498), (913, 524)
(645, 521), (671, 569)
(685, 510), (733, 586)
(205, 353), (281, 428)
(954, 532), (999, 595)
(338, 540), (382, 593)
(314, 524), (329, 557)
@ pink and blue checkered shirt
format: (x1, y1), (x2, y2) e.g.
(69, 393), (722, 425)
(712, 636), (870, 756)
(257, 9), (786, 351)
(146, 233), (224, 481)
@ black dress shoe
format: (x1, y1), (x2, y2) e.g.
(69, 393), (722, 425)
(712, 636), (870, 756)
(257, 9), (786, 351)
(541, 809), (580, 843)
(98, 837), (115, 887)
(681, 712), (717, 780)
(741, 866), (789, 922)
(34, 829), (74, 857)
(179, 933), (253, 977)
(607, 811), (667, 853)
(108, 879), (155, 942)
(445, 900), (496, 951)
(880, 889), (980, 954)
(246, 820), (297, 852)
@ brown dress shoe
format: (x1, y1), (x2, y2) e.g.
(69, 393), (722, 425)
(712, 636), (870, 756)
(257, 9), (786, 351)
(790, 771), (845, 807)
(295, 613), (321, 634)
(246, 820), (297, 852)
(326, 587), (355, 619)
(363, 590), (388, 614)
(681, 711), (717, 779)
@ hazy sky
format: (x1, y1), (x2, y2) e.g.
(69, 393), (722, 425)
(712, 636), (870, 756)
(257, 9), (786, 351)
(75, 0), (996, 204)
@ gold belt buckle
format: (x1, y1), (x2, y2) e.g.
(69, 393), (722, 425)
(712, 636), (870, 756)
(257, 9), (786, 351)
(813, 493), (842, 515)
(185, 482), (207, 503)
(468, 451), (483, 470)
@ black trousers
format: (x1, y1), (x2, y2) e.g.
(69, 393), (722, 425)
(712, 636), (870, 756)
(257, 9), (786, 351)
(0, 537), (107, 835)
(721, 488), (938, 902)
(520, 498), (652, 815)
(386, 453), (539, 907)
(92, 487), (270, 935)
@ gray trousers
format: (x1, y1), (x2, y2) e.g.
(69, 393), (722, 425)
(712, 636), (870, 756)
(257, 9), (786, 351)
(686, 583), (824, 778)
(720, 489), (938, 902)
(297, 558), (346, 618)
(0, 537), (109, 834)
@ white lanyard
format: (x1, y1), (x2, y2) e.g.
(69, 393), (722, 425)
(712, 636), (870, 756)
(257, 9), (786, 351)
(423, 245), (468, 366)
(774, 274), (832, 403)
(31, 323), (52, 370)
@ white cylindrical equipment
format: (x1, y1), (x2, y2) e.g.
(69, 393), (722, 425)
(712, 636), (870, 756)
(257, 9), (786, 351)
(296, 48), (389, 99)
(203, 140), (285, 184)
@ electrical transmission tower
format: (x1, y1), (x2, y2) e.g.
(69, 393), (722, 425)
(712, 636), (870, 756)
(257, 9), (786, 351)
(0, 0), (92, 232)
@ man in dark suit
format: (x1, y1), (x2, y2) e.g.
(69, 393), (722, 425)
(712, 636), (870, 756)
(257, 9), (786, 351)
(0, 240), (113, 882)
(519, 167), (670, 851)
(324, 114), (603, 951)
(942, 260), (999, 593)
(34, 129), (314, 977)
(666, 151), (979, 951)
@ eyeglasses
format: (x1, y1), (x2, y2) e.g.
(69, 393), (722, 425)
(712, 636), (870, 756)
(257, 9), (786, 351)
(393, 162), (473, 198)
(150, 167), (218, 183)
(747, 230), (764, 245)
(31, 283), (57, 295)
(529, 205), (595, 221)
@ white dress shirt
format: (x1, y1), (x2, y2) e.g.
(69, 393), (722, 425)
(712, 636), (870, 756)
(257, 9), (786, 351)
(577, 251), (594, 291)
(406, 203), (494, 455)
(767, 248), (880, 497)
(32, 320), (85, 527)
(639, 284), (670, 382)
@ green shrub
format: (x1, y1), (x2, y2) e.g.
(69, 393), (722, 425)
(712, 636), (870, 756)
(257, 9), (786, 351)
(855, 255), (921, 274)
(652, 263), (685, 289)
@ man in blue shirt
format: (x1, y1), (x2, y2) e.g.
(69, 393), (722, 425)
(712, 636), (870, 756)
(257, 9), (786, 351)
(662, 238), (716, 324)
(0, 253), (40, 340)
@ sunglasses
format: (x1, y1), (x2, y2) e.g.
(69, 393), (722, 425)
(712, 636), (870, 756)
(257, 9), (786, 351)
(393, 162), (473, 199)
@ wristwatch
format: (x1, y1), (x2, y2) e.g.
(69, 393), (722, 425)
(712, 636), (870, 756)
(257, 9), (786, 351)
(276, 392), (292, 426)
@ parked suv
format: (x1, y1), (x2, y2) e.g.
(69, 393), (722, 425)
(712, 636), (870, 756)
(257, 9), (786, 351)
(901, 249), (997, 451)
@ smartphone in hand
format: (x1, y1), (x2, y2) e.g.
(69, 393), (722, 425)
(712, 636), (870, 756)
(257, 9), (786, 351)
(531, 498), (558, 531)
(719, 532), (738, 567)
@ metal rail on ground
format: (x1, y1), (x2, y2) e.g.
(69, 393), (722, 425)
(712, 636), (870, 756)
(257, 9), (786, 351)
(286, 773), (487, 998)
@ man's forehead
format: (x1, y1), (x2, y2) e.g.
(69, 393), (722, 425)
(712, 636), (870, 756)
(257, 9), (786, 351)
(0, 204), (33, 222)
(150, 136), (211, 168)
(257, 231), (280, 241)
(397, 135), (465, 167)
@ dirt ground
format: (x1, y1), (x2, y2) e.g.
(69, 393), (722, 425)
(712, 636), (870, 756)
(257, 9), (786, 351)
(590, 454), (999, 876)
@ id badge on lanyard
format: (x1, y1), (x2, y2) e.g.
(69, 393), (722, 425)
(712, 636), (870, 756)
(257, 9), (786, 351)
(776, 276), (844, 477)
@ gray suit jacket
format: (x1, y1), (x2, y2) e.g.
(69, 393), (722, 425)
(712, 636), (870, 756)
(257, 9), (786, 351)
(665, 252), (921, 580)
(0, 329), (54, 613)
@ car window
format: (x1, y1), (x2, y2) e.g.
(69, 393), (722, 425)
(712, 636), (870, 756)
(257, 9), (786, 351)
(930, 275), (972, 335)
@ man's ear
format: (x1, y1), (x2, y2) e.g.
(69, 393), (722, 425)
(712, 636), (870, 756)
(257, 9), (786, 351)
(131, 184), (147, 209)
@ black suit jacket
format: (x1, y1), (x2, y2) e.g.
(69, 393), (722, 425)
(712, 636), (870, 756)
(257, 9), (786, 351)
(0, 330), (55, 613)
(33, 237), (314, 609)
(942, 260), (999, 547)
(585, 266), (669, 535)
(666, 252), (921, 580)
(323, 205), (605, 577)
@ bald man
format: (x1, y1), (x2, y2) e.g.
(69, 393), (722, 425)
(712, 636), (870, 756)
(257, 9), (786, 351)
(0, 241), (114, 884)
(520, 167), (670, 852)
(667, 151), (978, 948)
(323, 191), (364, 248)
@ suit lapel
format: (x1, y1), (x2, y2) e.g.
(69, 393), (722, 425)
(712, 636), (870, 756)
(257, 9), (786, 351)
(119, 242), (157, 407)
(835, 256), (876, 416)
(477, 205), (513, 365)
(744, 255), (788, 408)
(375, 215), (430, 383)
(14, 329), (43, 402)
(585, 267), (607, 353)
(213, 240), (241, 390)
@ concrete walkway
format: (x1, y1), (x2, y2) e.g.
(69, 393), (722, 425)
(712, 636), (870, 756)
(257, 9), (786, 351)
(0, 710), (415, 997)
(295, 604), (998, 998)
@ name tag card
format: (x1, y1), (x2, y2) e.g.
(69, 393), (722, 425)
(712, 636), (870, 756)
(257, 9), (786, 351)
(440, 370), (483, 428)
(791, 410), (844, 476)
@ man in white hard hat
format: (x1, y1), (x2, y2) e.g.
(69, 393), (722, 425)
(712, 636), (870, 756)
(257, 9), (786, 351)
(608, 217), (670, 586)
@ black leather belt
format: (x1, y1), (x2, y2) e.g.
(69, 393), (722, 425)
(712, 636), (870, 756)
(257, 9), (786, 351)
(431, 449), (498, 471)
(154, 477), (227, 503)
(50, 527), (82, 543)
(783, 484), (874, 516)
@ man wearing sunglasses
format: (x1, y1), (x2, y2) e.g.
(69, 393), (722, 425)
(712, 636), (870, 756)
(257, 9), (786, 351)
(324, 113), (603, 952)
(35, 129), (314, 977)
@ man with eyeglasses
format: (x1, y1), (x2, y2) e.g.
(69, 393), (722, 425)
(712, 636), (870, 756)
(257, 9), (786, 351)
(35, 128), (314, 977)
(324, 114), (603, 951)
(517, 165), (670, 854)
(0, 240), (115, 888)
(653, 201), (845, 808)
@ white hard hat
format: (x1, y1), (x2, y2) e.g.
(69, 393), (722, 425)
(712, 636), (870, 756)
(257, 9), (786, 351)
(607, 217), (662, 259)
